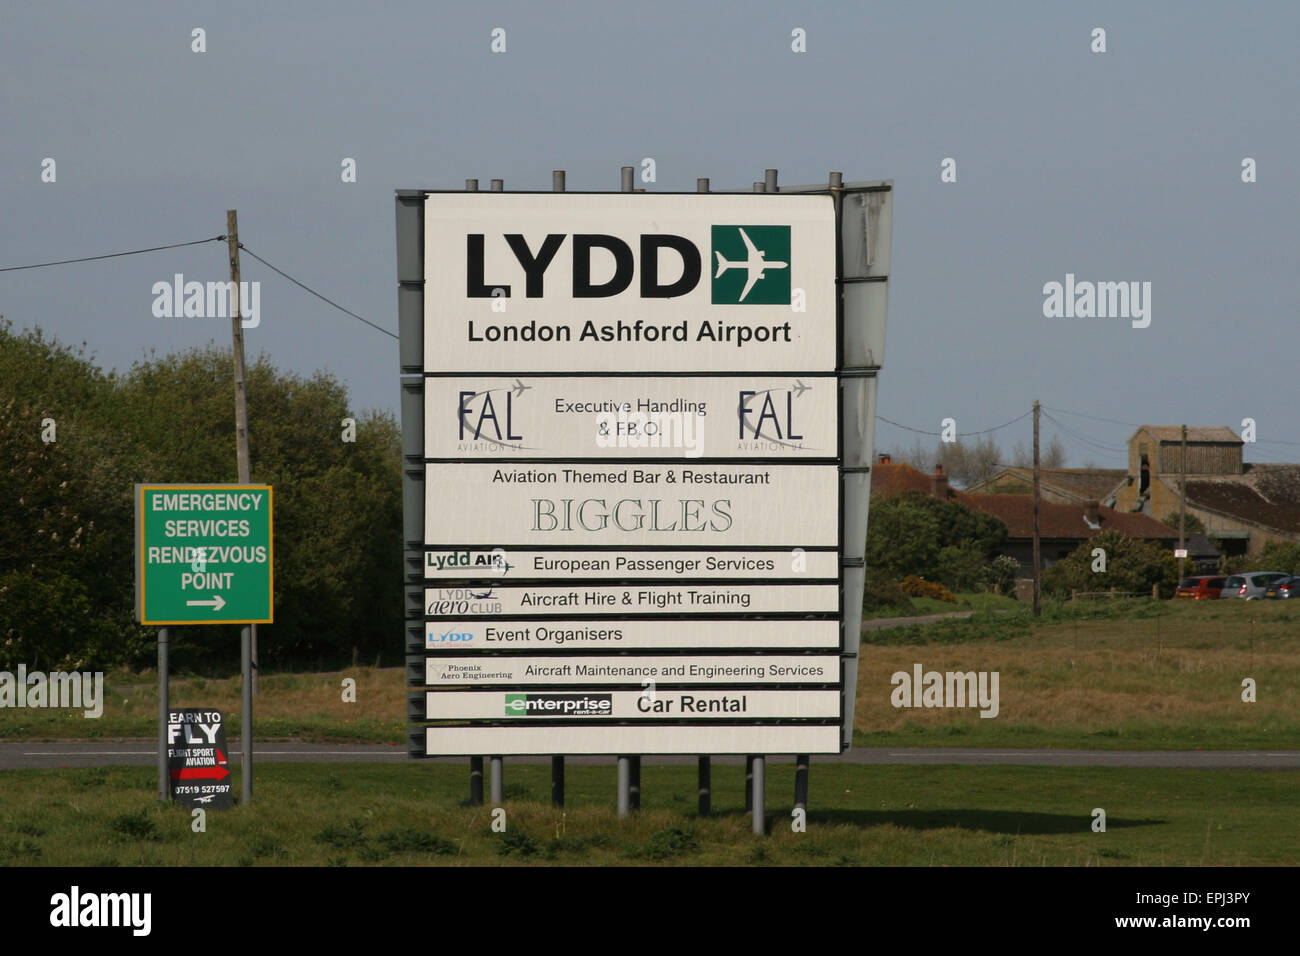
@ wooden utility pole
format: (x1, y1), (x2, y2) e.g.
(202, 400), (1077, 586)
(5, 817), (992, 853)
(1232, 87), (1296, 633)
(1032, 400), (1041, 617)
(1179, 423), (1187, 582)
(227, 210), (257, 693)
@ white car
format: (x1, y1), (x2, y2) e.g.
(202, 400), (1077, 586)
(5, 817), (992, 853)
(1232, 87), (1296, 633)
(1219, 572), (1289, 600)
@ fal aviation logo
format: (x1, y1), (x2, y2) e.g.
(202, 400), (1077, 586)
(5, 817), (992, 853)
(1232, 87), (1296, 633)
(711, 226), (791, 304)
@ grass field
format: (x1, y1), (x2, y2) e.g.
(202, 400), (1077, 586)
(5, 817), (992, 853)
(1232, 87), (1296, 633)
(0, 762), (1294, 866)
(2, 599), (1295, 750)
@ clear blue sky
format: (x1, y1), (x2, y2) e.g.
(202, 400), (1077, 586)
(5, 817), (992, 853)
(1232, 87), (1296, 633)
(4, 0), (1297, 466)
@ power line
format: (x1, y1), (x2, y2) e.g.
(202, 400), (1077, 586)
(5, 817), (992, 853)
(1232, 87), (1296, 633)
(0, 236), (225, 273)
(1041, 411), (1126, 455)
(238, 244), (398, 341)
(1043, 405), (1140, 429)
(875, 409), (1030, 438)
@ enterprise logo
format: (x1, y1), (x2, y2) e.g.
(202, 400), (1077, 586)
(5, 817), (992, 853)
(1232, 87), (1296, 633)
(504, 693), (612, 717)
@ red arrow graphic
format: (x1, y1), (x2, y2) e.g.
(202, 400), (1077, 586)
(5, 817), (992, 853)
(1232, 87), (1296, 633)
(170, 765), (231, 781)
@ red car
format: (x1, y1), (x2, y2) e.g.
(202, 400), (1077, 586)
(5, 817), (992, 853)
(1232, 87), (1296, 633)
(1175, 576), (1226, 599)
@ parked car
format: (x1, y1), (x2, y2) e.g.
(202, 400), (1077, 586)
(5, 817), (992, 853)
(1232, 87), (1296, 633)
(1263, 575), (1300, 599)
(1219, 572), (1290, 599)
(1175, 576), (1226, 599)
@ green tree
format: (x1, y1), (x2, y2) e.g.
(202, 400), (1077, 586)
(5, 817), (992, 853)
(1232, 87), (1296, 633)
(1, 324), (403, 673)
(1160, 511), (1206, 536)
(867, 492), (1007, 583)
(112, 346), (403, 669)
(1042, 530), (1180, 599)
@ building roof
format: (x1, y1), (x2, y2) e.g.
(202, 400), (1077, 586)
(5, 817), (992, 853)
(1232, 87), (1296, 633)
(869, 462), (970, 503)
(1131, 426), (1242, 444)
(964, 494), (1182, 542)
(1167, 464), (1300, 536)
(965, 467), (1127, 502)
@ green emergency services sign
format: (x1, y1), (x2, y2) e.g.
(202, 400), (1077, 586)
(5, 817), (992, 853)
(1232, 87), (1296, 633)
(135, 484), (274, 625)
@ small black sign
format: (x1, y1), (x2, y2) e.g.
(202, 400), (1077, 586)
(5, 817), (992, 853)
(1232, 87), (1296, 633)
(166, 708), (233, 809)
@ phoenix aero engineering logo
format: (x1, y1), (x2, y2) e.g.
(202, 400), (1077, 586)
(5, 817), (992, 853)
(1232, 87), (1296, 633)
(711, 226), (791, 304)
(505, 693), (613, 717)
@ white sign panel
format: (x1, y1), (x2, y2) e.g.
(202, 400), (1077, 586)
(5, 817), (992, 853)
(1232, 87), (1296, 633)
(424, 689), (841, 720)
(424, 724), (842, 755)
(424, 193), (836, 373)
(425, 655), (840, 687)
(426, 584), (839, 617)
(423, 548), (840, 580)
(426, 619), (840, 651)
(424, 463), (839, 547)
(426, 375), (838, 459)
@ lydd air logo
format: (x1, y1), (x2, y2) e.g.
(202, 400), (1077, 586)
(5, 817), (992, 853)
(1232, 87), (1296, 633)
(711, 226), (791, 304)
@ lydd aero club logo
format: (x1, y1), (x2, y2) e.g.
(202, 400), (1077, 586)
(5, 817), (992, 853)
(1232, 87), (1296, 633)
(711, 226), (791, 305)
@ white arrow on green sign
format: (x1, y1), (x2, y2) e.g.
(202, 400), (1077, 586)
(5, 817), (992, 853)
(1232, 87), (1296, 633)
(135, 484), (273, 625)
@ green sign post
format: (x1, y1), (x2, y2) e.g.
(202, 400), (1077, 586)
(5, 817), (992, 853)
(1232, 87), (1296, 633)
(135, 484), (273, 625)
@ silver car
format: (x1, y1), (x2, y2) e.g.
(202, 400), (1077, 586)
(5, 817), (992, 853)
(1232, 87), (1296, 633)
(1219, 572), (1290, 600)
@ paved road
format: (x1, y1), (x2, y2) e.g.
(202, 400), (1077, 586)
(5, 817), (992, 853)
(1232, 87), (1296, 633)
(2, 741), (1295, 770)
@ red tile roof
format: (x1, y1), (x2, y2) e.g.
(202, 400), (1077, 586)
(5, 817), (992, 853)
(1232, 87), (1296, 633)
(870, 462), (970, 503)
(964, 494), (1181, 542)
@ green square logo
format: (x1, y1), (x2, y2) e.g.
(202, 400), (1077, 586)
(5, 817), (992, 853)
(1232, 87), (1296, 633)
(711, 225), (791, 304)
(505, 694), (527, 716)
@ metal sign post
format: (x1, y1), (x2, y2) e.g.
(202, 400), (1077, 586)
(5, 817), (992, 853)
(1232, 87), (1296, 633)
(136, 483), (273, 805)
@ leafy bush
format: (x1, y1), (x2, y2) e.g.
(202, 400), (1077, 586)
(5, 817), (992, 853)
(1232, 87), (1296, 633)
(862, 575), (915, 615)
(628, 826), (700, 861)
(935, 542), (987, 592)
(986, 555), (1020, 596)
(867, 491), (1007, 582)
(497, 830), (539, 857)
(899, 576), (957, 602)
(1042, 530), (1179, 599)
(1250, 542), (1300, 574)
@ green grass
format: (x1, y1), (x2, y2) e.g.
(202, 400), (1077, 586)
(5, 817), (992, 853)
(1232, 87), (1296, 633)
(862, 591), (1022, 619)
(0, 762), (1293, 866)
(4, 601), (1295, 750)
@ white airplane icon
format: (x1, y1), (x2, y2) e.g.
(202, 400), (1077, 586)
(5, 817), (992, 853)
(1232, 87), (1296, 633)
(714, 228), (788, 302)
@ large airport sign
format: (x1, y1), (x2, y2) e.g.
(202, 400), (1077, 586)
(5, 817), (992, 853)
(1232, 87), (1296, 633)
(397, 183), (892, 756)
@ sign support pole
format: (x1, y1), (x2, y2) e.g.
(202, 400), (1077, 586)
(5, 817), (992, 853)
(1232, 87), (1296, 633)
(693, 175), (713, 824)
(745, 755), (754, 811)
(794, 754), (809, 812)
(751, 756), (766, 835)
(469, 756), (483, 805)
(547, 169), (568, 813)
(157, 627), (169, 803)
(490, 755), (503, 804)
(614, 163), (635, 820)
(241, 625), (253, 804)
(617, 756), (630, 817)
